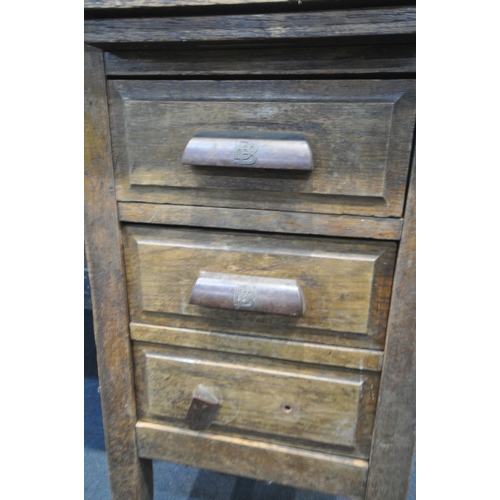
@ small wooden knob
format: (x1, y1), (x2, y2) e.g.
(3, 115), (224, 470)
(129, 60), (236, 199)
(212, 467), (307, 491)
(185, 384), (221, 431)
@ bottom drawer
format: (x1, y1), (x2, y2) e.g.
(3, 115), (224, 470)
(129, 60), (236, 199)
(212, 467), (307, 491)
(133, 343), (379, 458)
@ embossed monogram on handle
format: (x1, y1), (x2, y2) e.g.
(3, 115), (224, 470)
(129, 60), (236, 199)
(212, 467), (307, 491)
(234, 285), (256, 310)
(233, 140), (259, 166)
(188, 272), (305, 316)
(182, 131), (313, 170)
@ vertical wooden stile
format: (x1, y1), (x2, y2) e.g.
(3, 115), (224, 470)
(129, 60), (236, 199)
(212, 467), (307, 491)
(365, 152), (416, 500)
(84, 44), (153, 500)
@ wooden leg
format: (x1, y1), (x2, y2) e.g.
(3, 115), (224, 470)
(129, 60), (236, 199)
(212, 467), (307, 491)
(365, 151), (416, 500)
(85, 44), (154, 500)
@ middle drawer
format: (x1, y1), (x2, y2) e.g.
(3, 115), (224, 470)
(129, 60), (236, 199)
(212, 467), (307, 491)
(123, 225), (396, 350)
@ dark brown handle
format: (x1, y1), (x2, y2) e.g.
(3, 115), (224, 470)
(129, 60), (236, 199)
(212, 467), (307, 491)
(188, 271), (305, 317)
(185, 384), (221, 431)
(181, 131), (313, 170)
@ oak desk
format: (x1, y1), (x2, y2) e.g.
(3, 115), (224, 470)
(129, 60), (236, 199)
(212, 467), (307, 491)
(84, 2), (415, 499)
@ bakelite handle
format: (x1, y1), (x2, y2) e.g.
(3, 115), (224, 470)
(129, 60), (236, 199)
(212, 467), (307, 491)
(188, 271), (305, 317)
(185, 385), (221, 431)
(181, 131), (313, 170)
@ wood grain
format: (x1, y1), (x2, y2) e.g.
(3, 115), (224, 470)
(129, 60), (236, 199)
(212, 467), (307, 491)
(118, 203), (403, 240)
(123, 226), (397, 348)
(365, 151), (416, 500)
(129, 323), (385, 371)
(104, 44), (416, 76)
(85, 0), (297, 5)
(85, 8), (416, 44)
(86, 0), (412, 8)
(85, 4), (418, 497)
(84, 45), (153, 500)
(136, 421), (369, 500)
(133, 343), (379, 456)
(108, 79), (415, 218)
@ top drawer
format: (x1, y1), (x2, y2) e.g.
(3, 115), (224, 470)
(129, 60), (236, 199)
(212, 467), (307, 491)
(108, 80), (415, 217)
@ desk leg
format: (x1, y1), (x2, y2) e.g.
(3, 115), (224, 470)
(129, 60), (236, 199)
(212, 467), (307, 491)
(85, 44), (153, 500)
(365, 148), (416, 500)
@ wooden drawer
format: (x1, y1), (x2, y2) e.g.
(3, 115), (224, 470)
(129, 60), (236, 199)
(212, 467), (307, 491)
(134, 344), (379, 458)
(109, 79), (415, 217)
(123, 225), (396, 349)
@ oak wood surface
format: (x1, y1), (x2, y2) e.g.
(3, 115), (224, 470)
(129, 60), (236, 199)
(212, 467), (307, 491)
(133, 343), (379, 457)
(123, 225), (396, 349)
(129, 323), (385, 371)
(85, 5), (416, 496)
(104, 44), (416, 76)
(118, 203), (403, 240)
(84, 45), (153, 500)
(85, 8), (416, 44)
(85, 0), (412, 8)
(108, 79), (415, 218)
(365, 152), (416, 500)
(136, 421), (369, 500)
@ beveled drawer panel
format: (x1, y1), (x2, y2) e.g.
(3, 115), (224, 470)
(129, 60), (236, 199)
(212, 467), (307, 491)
(109, 79), (415, 217)
(123, 225), (396, 349)
(133, 344), (379, 458)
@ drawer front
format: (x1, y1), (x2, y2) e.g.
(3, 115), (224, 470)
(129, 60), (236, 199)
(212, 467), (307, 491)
(123, 225), (396, 349)
(109, 80), (415, 217)
(134, 344), (379, 458)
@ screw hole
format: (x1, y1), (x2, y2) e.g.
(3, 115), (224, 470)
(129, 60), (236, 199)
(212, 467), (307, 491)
(283, 405), (292, 413)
